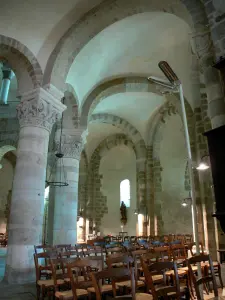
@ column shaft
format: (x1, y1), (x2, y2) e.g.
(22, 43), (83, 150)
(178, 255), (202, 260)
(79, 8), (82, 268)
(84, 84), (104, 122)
(52, 157), (79, 245)
(4, 87), (65, 284)
(5, 126), (49, 283)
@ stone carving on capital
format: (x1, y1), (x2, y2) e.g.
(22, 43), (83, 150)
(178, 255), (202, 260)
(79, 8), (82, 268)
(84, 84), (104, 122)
(55, 131), (83, 160)
(17, 88), (66, 132)
(192, 29), (214, 68)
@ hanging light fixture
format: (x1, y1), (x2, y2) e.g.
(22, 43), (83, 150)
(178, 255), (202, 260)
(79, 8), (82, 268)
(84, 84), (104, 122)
(182, 197), (192, 207)
(46, 97), (68, 187)
(196, 155), (210, 171)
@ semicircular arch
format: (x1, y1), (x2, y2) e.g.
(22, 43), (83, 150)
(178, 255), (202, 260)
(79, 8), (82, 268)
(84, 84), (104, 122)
(43, 0), (207, 91)
(0, 35), (43, 93)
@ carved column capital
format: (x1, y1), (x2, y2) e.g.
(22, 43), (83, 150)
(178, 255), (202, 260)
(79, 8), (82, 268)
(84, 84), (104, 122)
(17, 87), (66, 132)
(55, 129), (84, 160)
(192, 30), (214, 69)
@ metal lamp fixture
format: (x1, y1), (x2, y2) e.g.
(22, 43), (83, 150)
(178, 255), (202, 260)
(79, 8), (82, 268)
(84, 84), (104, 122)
(148, 61), (200, 255)
(182, 197), (192, 207)
(196, 155), (210, 171)
(46, 97), (68, 187)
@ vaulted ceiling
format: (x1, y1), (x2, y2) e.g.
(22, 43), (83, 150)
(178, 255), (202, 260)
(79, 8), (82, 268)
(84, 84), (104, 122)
(0, 1), (200, 159)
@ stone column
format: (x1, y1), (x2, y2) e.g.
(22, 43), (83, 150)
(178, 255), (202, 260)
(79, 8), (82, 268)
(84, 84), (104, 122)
(4, 88), (65, 284)
(0, 65), (14, 104)
(194, 30), (225, 128)
(50, 131), (82, 245)
(136, 140), (147, 236)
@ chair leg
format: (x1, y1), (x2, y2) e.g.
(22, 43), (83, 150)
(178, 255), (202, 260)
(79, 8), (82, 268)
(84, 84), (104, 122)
(218, 265), (224, 289)
(36, 284), (41, 300)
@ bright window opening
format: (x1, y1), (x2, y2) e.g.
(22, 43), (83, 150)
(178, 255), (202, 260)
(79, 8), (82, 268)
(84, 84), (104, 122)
(120, 179), (130, 207)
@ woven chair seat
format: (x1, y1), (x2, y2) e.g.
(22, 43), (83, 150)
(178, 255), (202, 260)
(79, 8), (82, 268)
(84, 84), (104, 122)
(55, 288), (88, 299)
(116, 280), (145, 288)
(37, 279), (64, 287)
(87, 284), (113, 293)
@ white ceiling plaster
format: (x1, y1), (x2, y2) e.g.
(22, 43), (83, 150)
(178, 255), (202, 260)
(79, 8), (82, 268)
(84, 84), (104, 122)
(92, 92), (166, 141)
(160, 114), (187, 189)
(100, 144), (136, 171)
(66, 12), (193, 106)
(85, 123), (123, 160)
(0, 0), (103, 70)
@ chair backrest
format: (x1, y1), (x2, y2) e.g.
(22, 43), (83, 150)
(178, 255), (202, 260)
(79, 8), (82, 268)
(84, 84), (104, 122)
(82, 255), (105, 271)
(137, 239), (149, 249)
(106, 253), (134, 269)
(34, 252), (52, 281)
(84, 246), (103, 257)
(55, 244), (71, 252)
(131, 249), (148, 278)
(105, 245), (124, 256)
(66, 258), (101, 299)
(59, 249), (80, 259)
(91, 267), (135, 300)
(34, 244), (55, 254)
(188, 254), (218, 300)
(185, 234), (193, 244)
(141, 259), (180, 300)
(170, 244), (187, 262)
(153, 246), (171, 261)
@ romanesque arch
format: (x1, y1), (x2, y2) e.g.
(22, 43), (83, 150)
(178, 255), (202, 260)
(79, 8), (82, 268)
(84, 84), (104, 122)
(81, 76), (156, 126)
(88, 134), (137, 229)
(43, 0), (207, 91)
(0, 145), (16, 163)
(0, 34), (43, 92)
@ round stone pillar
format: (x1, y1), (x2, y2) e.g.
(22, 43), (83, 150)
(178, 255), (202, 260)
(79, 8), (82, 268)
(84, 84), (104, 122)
(4, 88), (65, 284)
(49, 132), (82, 245)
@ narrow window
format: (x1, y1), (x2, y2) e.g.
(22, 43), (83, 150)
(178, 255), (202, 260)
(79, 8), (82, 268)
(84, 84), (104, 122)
(120, 179), (130, 207)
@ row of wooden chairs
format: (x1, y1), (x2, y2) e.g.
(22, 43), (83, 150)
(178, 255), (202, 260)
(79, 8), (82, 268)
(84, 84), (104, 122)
(34, 244), (221, 300)
(99, 234), (193, 244)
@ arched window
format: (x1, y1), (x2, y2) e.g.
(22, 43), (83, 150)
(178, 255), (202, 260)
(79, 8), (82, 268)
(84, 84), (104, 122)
(120, 179), (130, 207)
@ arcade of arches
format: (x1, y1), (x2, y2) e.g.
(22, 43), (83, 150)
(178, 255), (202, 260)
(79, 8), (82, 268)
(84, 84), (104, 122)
(0, 0), (224, 285)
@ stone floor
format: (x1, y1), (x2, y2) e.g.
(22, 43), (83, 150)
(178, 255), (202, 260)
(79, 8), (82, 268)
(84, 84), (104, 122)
(0, 246), (225, 299)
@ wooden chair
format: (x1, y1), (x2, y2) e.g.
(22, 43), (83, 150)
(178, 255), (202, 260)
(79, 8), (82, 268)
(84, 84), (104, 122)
(106, 245), (125, 256)
(55, 258), (89, 300)
(153, 246), (171, 262)
(131, 249), (148, 282)
(170, 244), (187, 266)
(187, 242), (223, 288)
(34, 252), (64, 300)
(140, 252), (165, 289)
(34, 244), (56, 254)
(107, 254), (145, 290)
(59, 249), (80, 259)
(141, 260), (181, 300)
(55, 244), (71, 252)
(188, 254), (218, 300)
(91, 267), (136, 300)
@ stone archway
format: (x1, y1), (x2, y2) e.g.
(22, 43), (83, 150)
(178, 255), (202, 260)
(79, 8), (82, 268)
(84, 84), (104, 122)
(88, 134), (137, 230)
(89, 113), (147, 220)
(0, 35), (43, 93)
(43, 0), (207, 91)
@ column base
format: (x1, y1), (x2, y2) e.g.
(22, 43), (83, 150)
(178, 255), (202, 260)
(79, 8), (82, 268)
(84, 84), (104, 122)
(4, 264), (35, 285)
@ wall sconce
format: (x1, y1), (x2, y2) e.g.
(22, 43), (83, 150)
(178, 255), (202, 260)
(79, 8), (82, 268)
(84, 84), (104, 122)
(134, 209), (139, 215)
(196, 155), (210, 171)
(182, 197), (192, 207)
